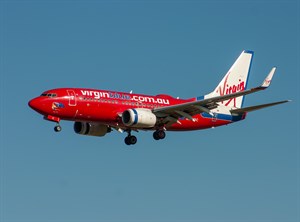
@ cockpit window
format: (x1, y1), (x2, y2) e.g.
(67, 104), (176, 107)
(40, 93), (57, 97)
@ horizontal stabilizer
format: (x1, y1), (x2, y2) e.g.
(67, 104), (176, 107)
(230, 100), (290, 115)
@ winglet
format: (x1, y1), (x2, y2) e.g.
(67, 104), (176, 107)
(261, 67), (276, 88)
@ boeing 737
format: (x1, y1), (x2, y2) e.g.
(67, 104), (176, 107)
(28, 50), (289, 145)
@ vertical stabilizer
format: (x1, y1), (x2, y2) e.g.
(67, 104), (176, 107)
(205, 50), (254, 108)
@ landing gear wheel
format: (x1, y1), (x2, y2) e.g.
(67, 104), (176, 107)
(153, 130), (166, 140)
(157, 130), (166, 139)
(125, 135), (137, 145)
(153, 131), (160, 140)
(54, 125), (62, 132)
(125, 136), (131, 145)
(129, 135), (137, 145)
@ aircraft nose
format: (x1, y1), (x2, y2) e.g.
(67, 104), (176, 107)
(28, 97), (44, 113)
(28, 98), (38, 110)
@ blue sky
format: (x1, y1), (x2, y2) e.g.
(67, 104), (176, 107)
(1, 1), (299, 221)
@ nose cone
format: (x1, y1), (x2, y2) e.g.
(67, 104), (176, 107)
(28, 97), (45, 114)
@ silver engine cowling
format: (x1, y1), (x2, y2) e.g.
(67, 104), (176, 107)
(74, 122), (109, 137)
(122, 108), (157, 128)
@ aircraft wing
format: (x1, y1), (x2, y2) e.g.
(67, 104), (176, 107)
(153, 67), (277, 123)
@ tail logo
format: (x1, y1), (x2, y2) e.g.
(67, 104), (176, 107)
(216, 73), (245, 107)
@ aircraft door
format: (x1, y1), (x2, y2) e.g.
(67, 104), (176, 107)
(67, 90), (77, 106)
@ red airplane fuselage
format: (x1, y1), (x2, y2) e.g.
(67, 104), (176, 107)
(28, 88), (236, 132)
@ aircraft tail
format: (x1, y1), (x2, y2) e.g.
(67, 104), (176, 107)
(230, 100), (290, 115)
(205, 50), (254, 108)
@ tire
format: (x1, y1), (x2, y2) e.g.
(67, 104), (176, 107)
(153, 130), (165, 140)
(153, 131), (160, 140)
(158, 130), (166, 139)
(54, 125), (62, 132)
(125, 137), (131, 145)
(129, 136), (137, 145)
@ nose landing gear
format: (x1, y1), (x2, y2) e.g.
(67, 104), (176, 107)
(54, 124), (62, 132)
(43, 115), (61, 132)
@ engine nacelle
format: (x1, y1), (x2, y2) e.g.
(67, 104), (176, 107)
(122, 108), (157, 128)
(74, 122), (109, 137)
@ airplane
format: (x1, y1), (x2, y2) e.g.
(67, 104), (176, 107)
(28, 50), (290, 145)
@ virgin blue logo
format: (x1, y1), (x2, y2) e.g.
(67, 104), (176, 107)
(52, 102), (65, 110)
(216, 73), (245, 107)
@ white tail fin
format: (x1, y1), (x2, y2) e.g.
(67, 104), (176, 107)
(206, 50), (254, 108)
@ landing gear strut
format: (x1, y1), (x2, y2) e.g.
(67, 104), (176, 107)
(44, 115), (62, 133)
(153, 130), (166, 140)
(124, 131), (137, 145)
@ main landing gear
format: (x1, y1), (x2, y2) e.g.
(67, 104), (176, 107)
(124, 130), (137, 145)
(124, 129), (166, 145)
(153, 130), (166, 140)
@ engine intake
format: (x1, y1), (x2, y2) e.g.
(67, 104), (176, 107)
(122, 108), (157, 128)
(74, 122), (109, 137)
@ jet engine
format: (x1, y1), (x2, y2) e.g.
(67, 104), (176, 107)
(74, 122), (110, 137)
(122, 108), (157, 128)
